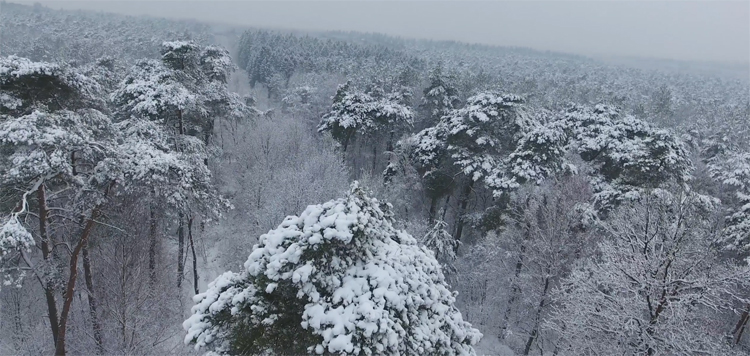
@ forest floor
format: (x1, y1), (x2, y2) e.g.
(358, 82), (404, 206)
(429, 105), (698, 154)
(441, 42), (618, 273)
(474, 334), (516, 356)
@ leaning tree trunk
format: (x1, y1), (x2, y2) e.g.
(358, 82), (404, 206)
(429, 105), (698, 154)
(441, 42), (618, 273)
(38, 184), (60, 348)
(733, 304), (750, 345)
(177, 213), (185, 288)
(55, 207), (102, 356)
(82, 240), (104, 354)
(453, 180), (474, 250)
(188, 217), (199, 295)
(176, 110), (186, 288)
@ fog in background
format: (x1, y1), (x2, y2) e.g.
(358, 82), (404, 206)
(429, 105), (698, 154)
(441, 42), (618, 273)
(14, 1), (750, 65)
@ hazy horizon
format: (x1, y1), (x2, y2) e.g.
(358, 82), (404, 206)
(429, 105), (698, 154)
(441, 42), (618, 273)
(11, 0), (750, 65)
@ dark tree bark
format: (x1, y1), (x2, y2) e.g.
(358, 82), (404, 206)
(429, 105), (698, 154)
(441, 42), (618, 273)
(82, 240), (104, 354)
(500, 197), (533, 340)
(148, 203), (158, 284)
(732, 304), (750, 345)
(428, 195), (439, 224)
(441, 195), (451, 221)
(177, 212), (185, 288)
(524, 276), (550, 356)
(500, 238), (527, 340)
(55, 207), (101, 356)
(37, 184), (60, 348)
(188, 217), (199, 295)
(453, 179), (474, 250)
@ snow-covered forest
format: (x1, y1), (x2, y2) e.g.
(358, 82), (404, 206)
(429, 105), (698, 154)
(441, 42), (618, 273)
(1, 2), (749, 355)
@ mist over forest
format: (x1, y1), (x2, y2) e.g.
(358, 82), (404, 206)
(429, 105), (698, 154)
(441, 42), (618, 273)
(1, 1), (749, 355)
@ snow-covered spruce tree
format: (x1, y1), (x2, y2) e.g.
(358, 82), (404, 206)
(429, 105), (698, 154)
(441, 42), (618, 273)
(547, 188), (749, 355)
(184, 182), (481, 356)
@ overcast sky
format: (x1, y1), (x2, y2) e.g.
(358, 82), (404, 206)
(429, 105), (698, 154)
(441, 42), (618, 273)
(20, 0), (750, 64)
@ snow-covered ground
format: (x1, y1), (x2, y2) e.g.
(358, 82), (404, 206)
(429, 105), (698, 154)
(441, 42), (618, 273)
(474, 333), (516, 356)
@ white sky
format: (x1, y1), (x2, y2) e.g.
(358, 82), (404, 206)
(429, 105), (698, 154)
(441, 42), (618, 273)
(17, 0), (750, 64)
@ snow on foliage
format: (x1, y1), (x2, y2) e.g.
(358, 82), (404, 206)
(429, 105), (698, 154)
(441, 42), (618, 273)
(0, 109), (112, 186)
(184, 182), (481, 356)
(318, 82), (414, 151)
(406, 91), (537, 193)
(562, 104), (693, 211)
(0, 216), (34, 256)
(113, 41), (251, 141)
(487, 116), (574, 193)
(0, 54), (227, 293)
(708, 151), (750, 252)
(111, 59), (196, 121)
(0, 55), (103, 114)
(420, 220), (460, 274)
(420, 64), (460, 124)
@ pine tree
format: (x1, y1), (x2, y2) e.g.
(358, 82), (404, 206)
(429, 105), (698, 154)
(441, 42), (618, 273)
(405, 91), (535, 242)
(0, 55), (224, 355)
(318, 81), (413, 152)
(184, 182), (481, 356)
(419, 64), (460, 128)
(562, 104), (693, 212)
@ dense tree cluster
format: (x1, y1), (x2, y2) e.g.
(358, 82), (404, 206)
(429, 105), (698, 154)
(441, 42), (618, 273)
(0, 2), (212, 64)
(1, 2), (750, 356)
(237, 30), (424, 98)
(0, 35), (248, 354)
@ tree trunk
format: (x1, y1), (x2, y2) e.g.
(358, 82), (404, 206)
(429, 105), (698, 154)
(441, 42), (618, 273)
(188, 217), (199, 295)
(441, 195), (451, 221)
(82, 240), (104, 354)
(55, 208), (101, 356)
(177, 109), (184, 137)
(733, 304), (750, 345)
(500, 244), (526, 339)
(372, 143), (378, 175)
(342, 132), (351, 152)
(428, 195), (438, 224)
(177, 213), (185, 288)
(148, 204), (158, 284)
(453, 180), (474, 250)
(71, 151), (77, 176)
(386, 131), (395, 152)
(523, 276), (550, 356)
(37, 184), (60, 348)
(500, 220), (531, 340)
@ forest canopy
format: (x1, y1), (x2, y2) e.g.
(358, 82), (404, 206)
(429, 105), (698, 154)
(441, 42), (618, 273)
(0, 2), (749, 355)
